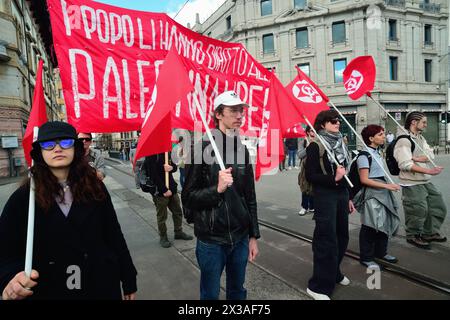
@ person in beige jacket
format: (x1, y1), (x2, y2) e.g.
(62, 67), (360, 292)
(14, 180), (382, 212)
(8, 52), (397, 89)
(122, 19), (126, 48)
(393, 112), (447, 249)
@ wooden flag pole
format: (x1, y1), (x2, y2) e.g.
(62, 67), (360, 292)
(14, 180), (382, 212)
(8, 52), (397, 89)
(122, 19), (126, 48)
(165, 152), (169, 189)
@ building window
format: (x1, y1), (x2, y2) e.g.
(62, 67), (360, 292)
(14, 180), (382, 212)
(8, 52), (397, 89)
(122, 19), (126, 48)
(425, 59), (432, 82)
(297, 63), (310, 77)
(263, 34), (274, 54)
(294, 0), (306, 10)
(226, 16), (231, 30)
(332, 21), (346, 44)
(296, 27), (308, 49)
(388, 19), (397, 41)
(261, 0), (272, 16)
(333, 58), (347, 83)
(424, 24), (432, 44)
(389, 56), (398, 81)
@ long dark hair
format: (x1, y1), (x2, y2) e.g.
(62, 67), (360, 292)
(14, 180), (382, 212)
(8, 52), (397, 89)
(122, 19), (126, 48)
(24, 140), (106, 212)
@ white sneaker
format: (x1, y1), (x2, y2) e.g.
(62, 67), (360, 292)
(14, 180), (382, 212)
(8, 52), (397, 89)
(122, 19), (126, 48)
(307, 288), (330, 300)
(294, 166), (299, 169)
(288, 166), (292, 170)
(339, 276), (350, 286)
(308, 209), (315, 213)
(298, 208), (307, 216)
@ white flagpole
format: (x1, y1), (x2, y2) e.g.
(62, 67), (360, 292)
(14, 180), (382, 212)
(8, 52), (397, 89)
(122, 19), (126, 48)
(25, 126), (39, 277)
(302, 116), (354, 188)
(368, 95), (438, 168)
(191, 94), (226, 171)
(328, 101), (396, 185)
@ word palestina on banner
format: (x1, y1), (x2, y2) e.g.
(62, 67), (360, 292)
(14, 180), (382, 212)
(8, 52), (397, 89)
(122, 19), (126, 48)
(48, 0), (273, 134)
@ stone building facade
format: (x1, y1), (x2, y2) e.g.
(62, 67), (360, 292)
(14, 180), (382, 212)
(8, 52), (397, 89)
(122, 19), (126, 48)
(0, 0), (60, 177)
(195, 0), (449, 149)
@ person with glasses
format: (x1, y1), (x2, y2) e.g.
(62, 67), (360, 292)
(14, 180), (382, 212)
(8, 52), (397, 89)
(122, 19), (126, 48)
(0, 121), (137, 300)
(182, 91), (260, 300)
(77, 132), (106, 180)
(305, 110), (355, 300)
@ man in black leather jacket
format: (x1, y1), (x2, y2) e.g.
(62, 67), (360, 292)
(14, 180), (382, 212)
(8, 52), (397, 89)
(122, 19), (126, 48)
(181, 91), (260, 300)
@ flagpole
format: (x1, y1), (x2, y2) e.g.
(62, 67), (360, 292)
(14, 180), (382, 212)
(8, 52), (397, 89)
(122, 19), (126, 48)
(191, 94), (226, 171)
(328, 101), (396, 185)
(368, 94), (438, 168)
(164, 152), (169, 189)
(25, 126), (39, 277)
(302, 116), (354, 188)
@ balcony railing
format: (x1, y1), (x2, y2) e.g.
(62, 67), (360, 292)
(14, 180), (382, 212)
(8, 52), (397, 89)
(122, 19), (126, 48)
(419, 1), (441, 14)
(384, 0), (406, 8)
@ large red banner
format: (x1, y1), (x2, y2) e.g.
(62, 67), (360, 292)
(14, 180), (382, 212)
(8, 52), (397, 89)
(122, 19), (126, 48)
(47, 0), (272, 135)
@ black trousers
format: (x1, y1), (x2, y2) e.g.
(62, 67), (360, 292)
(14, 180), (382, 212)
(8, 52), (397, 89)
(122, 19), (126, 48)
(359, 225), (388, 262)
(308, 186), (349, 296)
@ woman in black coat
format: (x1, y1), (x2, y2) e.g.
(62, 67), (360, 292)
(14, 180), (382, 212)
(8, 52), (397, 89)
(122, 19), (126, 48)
(305, 110), (355, 300)
(0, 121), (137, 300)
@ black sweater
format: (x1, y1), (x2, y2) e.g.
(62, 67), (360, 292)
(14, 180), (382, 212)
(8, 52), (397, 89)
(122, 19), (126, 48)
(305, 142), (349, 190)
(145, 152), (178, 195)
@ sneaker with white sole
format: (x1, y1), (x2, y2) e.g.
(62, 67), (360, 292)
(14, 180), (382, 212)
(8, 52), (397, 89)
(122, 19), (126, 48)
(338, 276), (350, 286)
(308, 209), (315, 213)
(306, 288), (330, 300)
(298, 208), (307, 216)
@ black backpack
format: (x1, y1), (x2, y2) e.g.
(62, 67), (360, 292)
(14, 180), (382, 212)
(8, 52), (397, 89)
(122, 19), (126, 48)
(385, 135), (415, 176)
(138, 156), (158, 196)
(348, 150), (372, 200)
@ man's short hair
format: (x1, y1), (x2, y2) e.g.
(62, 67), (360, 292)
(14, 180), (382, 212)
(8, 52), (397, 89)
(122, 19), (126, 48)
(361, 124), (384, 145)
(78, 132), (92, 138)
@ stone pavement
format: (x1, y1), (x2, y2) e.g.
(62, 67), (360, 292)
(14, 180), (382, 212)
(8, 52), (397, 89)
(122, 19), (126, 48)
(0, 161), (309, 300)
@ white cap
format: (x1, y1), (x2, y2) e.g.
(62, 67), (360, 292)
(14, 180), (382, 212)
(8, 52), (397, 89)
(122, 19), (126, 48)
(213, 91), (249, 110)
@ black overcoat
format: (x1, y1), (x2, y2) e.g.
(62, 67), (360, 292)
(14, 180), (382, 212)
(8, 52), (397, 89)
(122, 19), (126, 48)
(0, 184), (137, 300)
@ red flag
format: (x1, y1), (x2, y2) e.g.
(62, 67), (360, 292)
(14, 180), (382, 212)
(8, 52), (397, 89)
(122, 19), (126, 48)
(255, 74), (305, 180)
(343, 56), (376, 100)
(286, 67), (329, 125)
(134, 49), (193, 164)
(23, 60), (48, 167)
(285, 123), (306, 138)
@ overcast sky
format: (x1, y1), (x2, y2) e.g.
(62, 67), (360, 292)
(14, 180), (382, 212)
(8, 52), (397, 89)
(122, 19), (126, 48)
(95, 0), (227, 27)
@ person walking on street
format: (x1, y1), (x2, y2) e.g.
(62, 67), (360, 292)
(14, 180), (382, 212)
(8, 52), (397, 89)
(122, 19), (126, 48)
(297, 126), (315, 216)
(305, 110), (355, 300)
(182, 91), (260, 300)
(286, 138), (299, 169)
(145, 152), (193, 248)
(130, 142), (142, 189)
(393, 112), (447, 249)
(0, 121), (137, 300)
(77, 132), (106, 180)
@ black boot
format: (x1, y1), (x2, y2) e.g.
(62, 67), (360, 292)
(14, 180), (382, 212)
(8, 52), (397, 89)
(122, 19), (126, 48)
(160, 235), (172, 248)
(174, 231), (193, 240)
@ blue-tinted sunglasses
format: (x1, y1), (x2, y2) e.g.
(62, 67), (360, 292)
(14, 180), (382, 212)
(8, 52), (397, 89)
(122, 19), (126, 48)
(39, 139), (75, 151)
